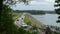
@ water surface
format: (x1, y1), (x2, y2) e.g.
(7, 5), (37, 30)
(32, 14), (60, 27)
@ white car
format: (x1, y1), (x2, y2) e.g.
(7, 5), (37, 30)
(21, 23), (28, 28)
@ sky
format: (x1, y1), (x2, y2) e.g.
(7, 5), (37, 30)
(11, 0), (55, 11)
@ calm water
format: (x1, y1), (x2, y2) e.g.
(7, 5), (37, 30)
(32, 14), (60, 27)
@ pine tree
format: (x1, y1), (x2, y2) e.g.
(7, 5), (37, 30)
(55, 0), (60, 23)
(0, 5), (17, 34)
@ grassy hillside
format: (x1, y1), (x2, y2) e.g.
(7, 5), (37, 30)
(24, 13), (46, 29)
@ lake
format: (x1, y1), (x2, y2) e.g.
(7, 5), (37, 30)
(32, 14), (60, 27)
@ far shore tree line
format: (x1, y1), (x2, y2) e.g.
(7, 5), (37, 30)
(13, 10), (56, 15)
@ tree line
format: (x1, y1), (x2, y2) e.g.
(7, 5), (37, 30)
(14, 10), (55, 15)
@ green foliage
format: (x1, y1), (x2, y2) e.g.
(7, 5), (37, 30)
(55, 0), (60, 23)
(54, 31), (60, 34)
(55, 0), (60, 3)
(56, 20), (60, 23)
(14, 10), (55, 15)
(3, 0), (30, 5)
(32, 32), (37, 34)
(55, 8), (60, 14)
(55, 0), (60, 14)
(16, 28), (36, 34)
(24, 15), (32, 25)
(0, 5), (17, 34)
(32, 25), (37, 30)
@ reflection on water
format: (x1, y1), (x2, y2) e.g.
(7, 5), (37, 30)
(32, 14), (60, 27)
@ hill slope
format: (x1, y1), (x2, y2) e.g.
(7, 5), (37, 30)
(24, 13), (46, 29)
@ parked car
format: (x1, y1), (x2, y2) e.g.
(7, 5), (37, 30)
(21, 23), (28, 28)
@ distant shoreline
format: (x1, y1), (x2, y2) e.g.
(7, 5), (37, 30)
(13, 10), (56, 15)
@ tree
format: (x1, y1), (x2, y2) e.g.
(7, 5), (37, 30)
(45, 27), (52, 34)
(0, 0), (30, 34)
(0, 5), (17, 34)
(55, 0), (60, 23)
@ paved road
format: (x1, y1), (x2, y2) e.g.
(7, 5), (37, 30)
(14, 13), (27, 27)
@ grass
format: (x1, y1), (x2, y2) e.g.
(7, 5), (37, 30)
(24, 13), (46, 29)
(13, 12), (22, 21)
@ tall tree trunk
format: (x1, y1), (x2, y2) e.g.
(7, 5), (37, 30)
(0, 0), (4, 34)
(0, 0), (3, 27)
(0, 0), (3, 18)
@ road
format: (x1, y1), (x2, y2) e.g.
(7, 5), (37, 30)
(14, 13), (28, 27)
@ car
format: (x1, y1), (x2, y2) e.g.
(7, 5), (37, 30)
(21, 23), (28, 28)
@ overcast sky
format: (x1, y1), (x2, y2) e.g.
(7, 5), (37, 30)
(11, 0), (55, 11)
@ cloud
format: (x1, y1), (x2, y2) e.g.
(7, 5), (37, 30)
(45, 0), (55, 3)
(29, 0), (55, 5)
(29, 1), (49, 5)
(11, 0), (55, 10)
